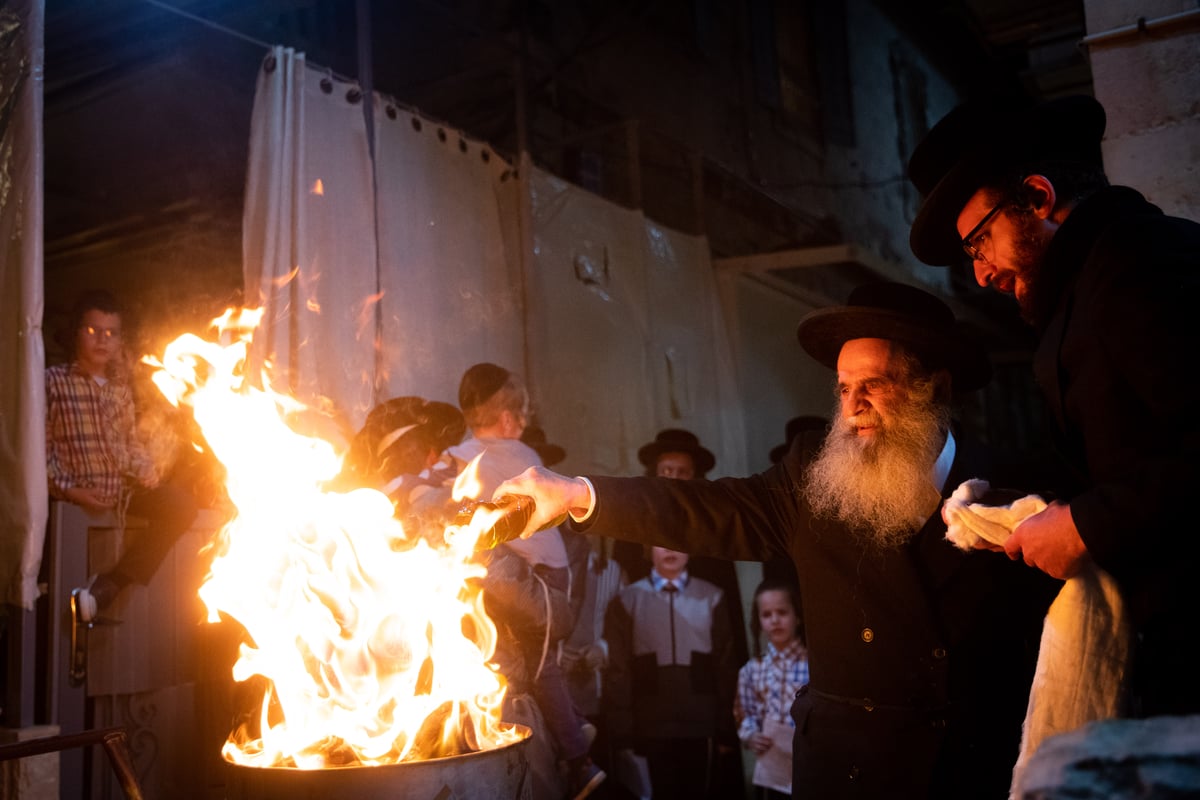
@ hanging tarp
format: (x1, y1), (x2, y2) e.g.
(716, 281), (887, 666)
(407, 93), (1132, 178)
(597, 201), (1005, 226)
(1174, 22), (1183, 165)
(372, 96), (523, 406)
(242, 47), (524, 433)
(242, 47), (380, 441)
(524, 168), (747, 478)
(0, 0), (48, 610)
(241, 44), (745, 478)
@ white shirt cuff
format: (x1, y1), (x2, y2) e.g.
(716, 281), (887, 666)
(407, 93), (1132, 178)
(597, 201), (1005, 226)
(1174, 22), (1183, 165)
(569, 476), (597, 522)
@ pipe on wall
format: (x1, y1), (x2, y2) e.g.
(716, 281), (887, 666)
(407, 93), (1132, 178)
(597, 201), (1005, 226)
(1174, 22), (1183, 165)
(1080, 8), (1200, 48)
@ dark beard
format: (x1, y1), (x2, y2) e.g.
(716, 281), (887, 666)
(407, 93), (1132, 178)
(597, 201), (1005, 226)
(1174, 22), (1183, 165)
(802, 391), (950, 548)
(1010, 215), (1053, 326)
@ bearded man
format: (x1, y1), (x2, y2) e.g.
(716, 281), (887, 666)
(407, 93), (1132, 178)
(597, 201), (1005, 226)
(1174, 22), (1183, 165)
(497, 281), (1060, 799)
(907, 94), (1200, 719)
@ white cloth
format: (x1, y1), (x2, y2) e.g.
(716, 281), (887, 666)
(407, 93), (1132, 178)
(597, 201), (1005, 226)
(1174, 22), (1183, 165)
(943, 478), (1048, 549)
(944, 479), (1131, 800)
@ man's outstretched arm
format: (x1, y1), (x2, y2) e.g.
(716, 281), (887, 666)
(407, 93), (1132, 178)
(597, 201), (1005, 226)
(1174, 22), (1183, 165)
(495, 466), (594, 537)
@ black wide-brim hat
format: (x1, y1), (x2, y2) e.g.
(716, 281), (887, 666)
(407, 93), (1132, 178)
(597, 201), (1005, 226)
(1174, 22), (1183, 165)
(769, 415), (828, 463)
(341, 396), (466, 482)
(908, 94), (1106, 266)
(520, 424), (566, 467)
(638, 428), (716, 476)
(370, 396), (466, 456)
(796, 282), (991, 392)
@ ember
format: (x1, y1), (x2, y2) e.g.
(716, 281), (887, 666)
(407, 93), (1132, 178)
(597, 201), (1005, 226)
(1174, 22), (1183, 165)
(147, 309), (526, 769)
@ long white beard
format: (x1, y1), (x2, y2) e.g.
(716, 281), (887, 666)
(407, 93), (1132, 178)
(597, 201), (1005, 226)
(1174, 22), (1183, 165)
(803, 395), (950, 548)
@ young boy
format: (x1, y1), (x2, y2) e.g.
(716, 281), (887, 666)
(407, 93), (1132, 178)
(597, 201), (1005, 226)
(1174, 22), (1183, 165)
(46, 290), (198, 623)
(604, 546), (738, 800)
(448, 362), (604, 799)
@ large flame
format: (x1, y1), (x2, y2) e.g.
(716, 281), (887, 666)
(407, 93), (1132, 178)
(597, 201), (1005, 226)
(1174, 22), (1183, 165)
(149, 308), (523, 768)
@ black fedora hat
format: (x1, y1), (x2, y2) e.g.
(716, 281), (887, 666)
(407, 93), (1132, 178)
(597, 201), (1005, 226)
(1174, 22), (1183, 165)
(796, 282), (991, 392)
(908, 94), (1106, 266)
(769, 415), (828, 464)
(521, 424), (566, 467)
(638, 429), (715, 476)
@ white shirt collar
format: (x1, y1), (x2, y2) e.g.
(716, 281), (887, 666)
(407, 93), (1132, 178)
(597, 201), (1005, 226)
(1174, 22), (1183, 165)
(932, 429), (956, 493)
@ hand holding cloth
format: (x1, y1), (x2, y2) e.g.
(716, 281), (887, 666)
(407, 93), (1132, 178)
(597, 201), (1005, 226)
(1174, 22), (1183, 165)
(944, 479), (1131, 799)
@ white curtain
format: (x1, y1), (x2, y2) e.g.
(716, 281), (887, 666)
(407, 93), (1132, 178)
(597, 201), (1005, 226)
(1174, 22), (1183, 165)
(372, 100), (523, 406)
(243, 48), (523, 429)
(242, 47), (746, 478)
(0, 0), (48, 609)
(243, 47), (380, 442)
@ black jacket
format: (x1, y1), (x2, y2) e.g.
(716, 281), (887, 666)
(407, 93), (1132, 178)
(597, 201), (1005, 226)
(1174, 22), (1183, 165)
(1031, 186), (1200, 715)
(577, 432), (1060, 799)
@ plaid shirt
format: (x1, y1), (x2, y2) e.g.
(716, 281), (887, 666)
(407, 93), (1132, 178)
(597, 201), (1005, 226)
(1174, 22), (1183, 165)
(45, 362), (156, 504)
(736, 639), (810, 743)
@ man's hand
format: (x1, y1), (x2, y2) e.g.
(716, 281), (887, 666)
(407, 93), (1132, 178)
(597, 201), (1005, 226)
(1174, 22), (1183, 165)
(560, 642), (605, 674)
(581, 641), (606, 670)
(942, 493), (1005, 552)
(1004, 500), (1089, 579)
(748, 732), (773, 756)
(494, 467), (592, 538)
(64, 487), (114, 514)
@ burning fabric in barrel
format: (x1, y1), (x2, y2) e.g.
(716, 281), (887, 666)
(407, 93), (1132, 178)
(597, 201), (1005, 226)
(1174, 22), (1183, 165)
(147, 308), (527, 770)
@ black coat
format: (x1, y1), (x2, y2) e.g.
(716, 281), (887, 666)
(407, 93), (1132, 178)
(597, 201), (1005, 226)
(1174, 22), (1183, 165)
(577, 431), (1060, 799)
(1031, 186), (1200, 715)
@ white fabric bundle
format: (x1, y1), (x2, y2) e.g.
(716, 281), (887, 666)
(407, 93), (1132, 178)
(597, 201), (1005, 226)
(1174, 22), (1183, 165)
(944, 479), (1131, 800)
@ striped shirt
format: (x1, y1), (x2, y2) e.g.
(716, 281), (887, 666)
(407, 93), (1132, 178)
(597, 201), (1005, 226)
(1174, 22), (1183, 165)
(577, 552), (627, 647)
(562, 547), (628, 716)
(736, 639), (810, 743)
(45, 362), (156, 505)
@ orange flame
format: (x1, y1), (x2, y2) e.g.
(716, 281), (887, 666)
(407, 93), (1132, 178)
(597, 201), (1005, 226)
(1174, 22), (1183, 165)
(147, 309), (523, 768)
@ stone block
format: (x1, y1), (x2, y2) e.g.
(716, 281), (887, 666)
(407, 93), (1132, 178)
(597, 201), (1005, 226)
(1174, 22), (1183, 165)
(1022, 715), (1200, 799)
(0, 726), (61, 800)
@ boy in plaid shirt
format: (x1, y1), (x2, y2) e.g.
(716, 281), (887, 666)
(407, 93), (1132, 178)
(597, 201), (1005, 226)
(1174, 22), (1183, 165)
(47, 290), (197, 623)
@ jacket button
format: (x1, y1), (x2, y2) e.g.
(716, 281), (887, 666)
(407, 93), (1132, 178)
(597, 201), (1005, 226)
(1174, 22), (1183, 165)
(932, 647), (947, 659)
(861, 628), (874, 643)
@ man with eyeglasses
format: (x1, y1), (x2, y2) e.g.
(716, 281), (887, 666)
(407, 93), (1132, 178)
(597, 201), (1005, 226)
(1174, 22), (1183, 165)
(45, 289), (198, 625)
(495, 282), (1061, 799)
(906, 94), (1200, 723)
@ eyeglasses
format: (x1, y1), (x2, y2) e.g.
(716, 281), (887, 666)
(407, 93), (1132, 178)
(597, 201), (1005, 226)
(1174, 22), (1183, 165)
(961, 201), (1007, 263)
(81, 325), (120, 340)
